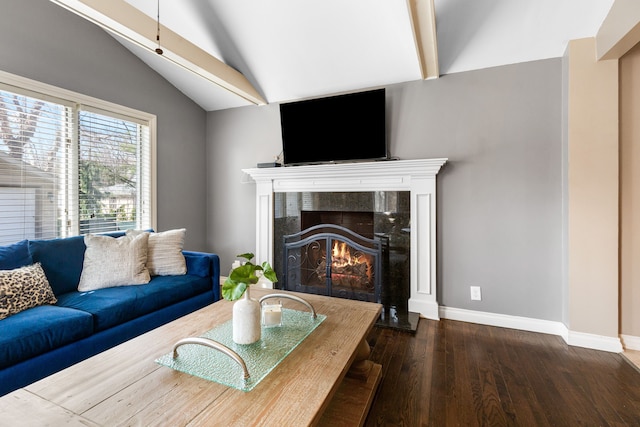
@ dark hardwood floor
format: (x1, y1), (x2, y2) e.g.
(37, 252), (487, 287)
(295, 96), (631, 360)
(364, 318), (640, 426)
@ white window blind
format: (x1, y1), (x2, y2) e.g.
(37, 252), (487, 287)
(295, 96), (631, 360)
(0, 88), (72, 244)
(0, 77), (154, 245)
(77, 107), (151, 235)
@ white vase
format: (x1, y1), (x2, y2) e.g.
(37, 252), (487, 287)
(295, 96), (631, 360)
(232, 286), (261, 344)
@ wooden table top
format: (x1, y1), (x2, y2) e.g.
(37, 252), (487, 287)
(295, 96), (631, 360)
(0, 289), (382, 426)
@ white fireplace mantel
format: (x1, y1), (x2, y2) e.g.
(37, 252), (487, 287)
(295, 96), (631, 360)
(242, 158), (447, 320)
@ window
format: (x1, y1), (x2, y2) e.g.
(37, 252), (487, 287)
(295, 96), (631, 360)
(0, 71), (155, 245)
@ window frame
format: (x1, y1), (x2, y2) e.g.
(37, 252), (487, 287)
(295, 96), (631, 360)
(0, 69), (157, 238)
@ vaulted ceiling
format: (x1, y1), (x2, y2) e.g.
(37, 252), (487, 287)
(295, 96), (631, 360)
(50, 0), (614, 112)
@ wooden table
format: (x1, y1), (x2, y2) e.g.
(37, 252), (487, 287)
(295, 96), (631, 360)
(0, 289), (382, 426)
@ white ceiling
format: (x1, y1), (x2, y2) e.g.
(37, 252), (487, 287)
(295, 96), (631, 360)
(75, 0), (616, 111)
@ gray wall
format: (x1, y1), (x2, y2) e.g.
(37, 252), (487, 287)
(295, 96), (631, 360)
(207, 59), (563, 321)
(206, 104), (282, 276)
(0, 0), (208, 250)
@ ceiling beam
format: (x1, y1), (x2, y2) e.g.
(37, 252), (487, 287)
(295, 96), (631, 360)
(49, 0), (267, 106)
(407, 0), (440, 80)
(596, 0), (640, 61)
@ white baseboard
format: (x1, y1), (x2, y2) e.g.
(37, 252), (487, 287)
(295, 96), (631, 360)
(439, 306), (623, 353)
(621, 334), (640, 351)
(439, 306), (568, 338)
(567, 330), (624, 353)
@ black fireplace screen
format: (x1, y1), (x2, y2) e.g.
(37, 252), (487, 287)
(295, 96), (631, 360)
(282, 224), (383, 302)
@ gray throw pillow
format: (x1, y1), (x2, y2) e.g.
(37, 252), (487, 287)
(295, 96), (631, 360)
(78, 233), (150, 292)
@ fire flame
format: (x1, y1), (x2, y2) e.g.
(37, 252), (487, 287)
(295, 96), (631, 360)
(332, 241), (354, 267)
(328, 241), (373, 285)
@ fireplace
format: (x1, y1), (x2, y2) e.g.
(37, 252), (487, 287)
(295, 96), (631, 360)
(274, 191), (413, 329)
(242, 158), (447, 324)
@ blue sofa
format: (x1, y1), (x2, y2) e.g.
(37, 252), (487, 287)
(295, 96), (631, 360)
(0, 232), (220, 396)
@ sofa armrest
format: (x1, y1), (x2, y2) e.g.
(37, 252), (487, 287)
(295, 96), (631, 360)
(183, 251), (221, 301)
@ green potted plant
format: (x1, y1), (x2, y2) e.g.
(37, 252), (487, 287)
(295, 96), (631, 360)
(222, 253), (278, 301)
(223, 253), (278, 345)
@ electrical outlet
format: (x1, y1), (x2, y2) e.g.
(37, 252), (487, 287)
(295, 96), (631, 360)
(470, 286), (482, 301)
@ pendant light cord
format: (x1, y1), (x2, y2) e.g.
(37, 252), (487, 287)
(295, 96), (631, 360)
(155, 0), (163, 55)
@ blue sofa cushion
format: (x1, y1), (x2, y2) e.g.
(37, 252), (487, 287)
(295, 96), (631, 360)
(56, 288), (139, 332)
(0, 305), (93, 369)
(132, 274), (210, 314)
(56, 274), (210, 332)
(184, 251), (212, 278)
(0, 240), (32, 270)
(28, 235), (86, 296)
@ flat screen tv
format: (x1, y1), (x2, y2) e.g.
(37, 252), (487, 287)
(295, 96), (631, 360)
(279, 88), (387, 165)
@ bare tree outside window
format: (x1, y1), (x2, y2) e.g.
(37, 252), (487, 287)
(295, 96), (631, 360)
(0, 93), (62, 169)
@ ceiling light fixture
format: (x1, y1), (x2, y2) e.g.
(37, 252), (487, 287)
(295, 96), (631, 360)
(155, 0), (163, 55)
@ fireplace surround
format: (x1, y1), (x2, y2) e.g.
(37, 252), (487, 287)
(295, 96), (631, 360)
(274, 191), (412, 330)
(242, 158), (447, 320)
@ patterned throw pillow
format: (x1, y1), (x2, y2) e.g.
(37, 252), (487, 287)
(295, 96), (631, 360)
(0, 263), (57, 320)
(77, 233), (151, 292)
(126, 228), (187, 276)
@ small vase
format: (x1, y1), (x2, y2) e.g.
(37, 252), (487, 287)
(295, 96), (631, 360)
(232, 286), (261, 344)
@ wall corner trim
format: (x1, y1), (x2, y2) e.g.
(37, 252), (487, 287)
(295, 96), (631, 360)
(620, 334), (640, 351)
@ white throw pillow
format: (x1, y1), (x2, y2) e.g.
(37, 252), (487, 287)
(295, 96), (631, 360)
(126, 228), (187, 276)
(78, 233), (150, 292)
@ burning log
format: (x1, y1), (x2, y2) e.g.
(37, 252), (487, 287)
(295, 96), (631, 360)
(314, 240), (374, 290)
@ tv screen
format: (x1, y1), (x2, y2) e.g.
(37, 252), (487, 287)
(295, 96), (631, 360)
(279, 88), (387, 165)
